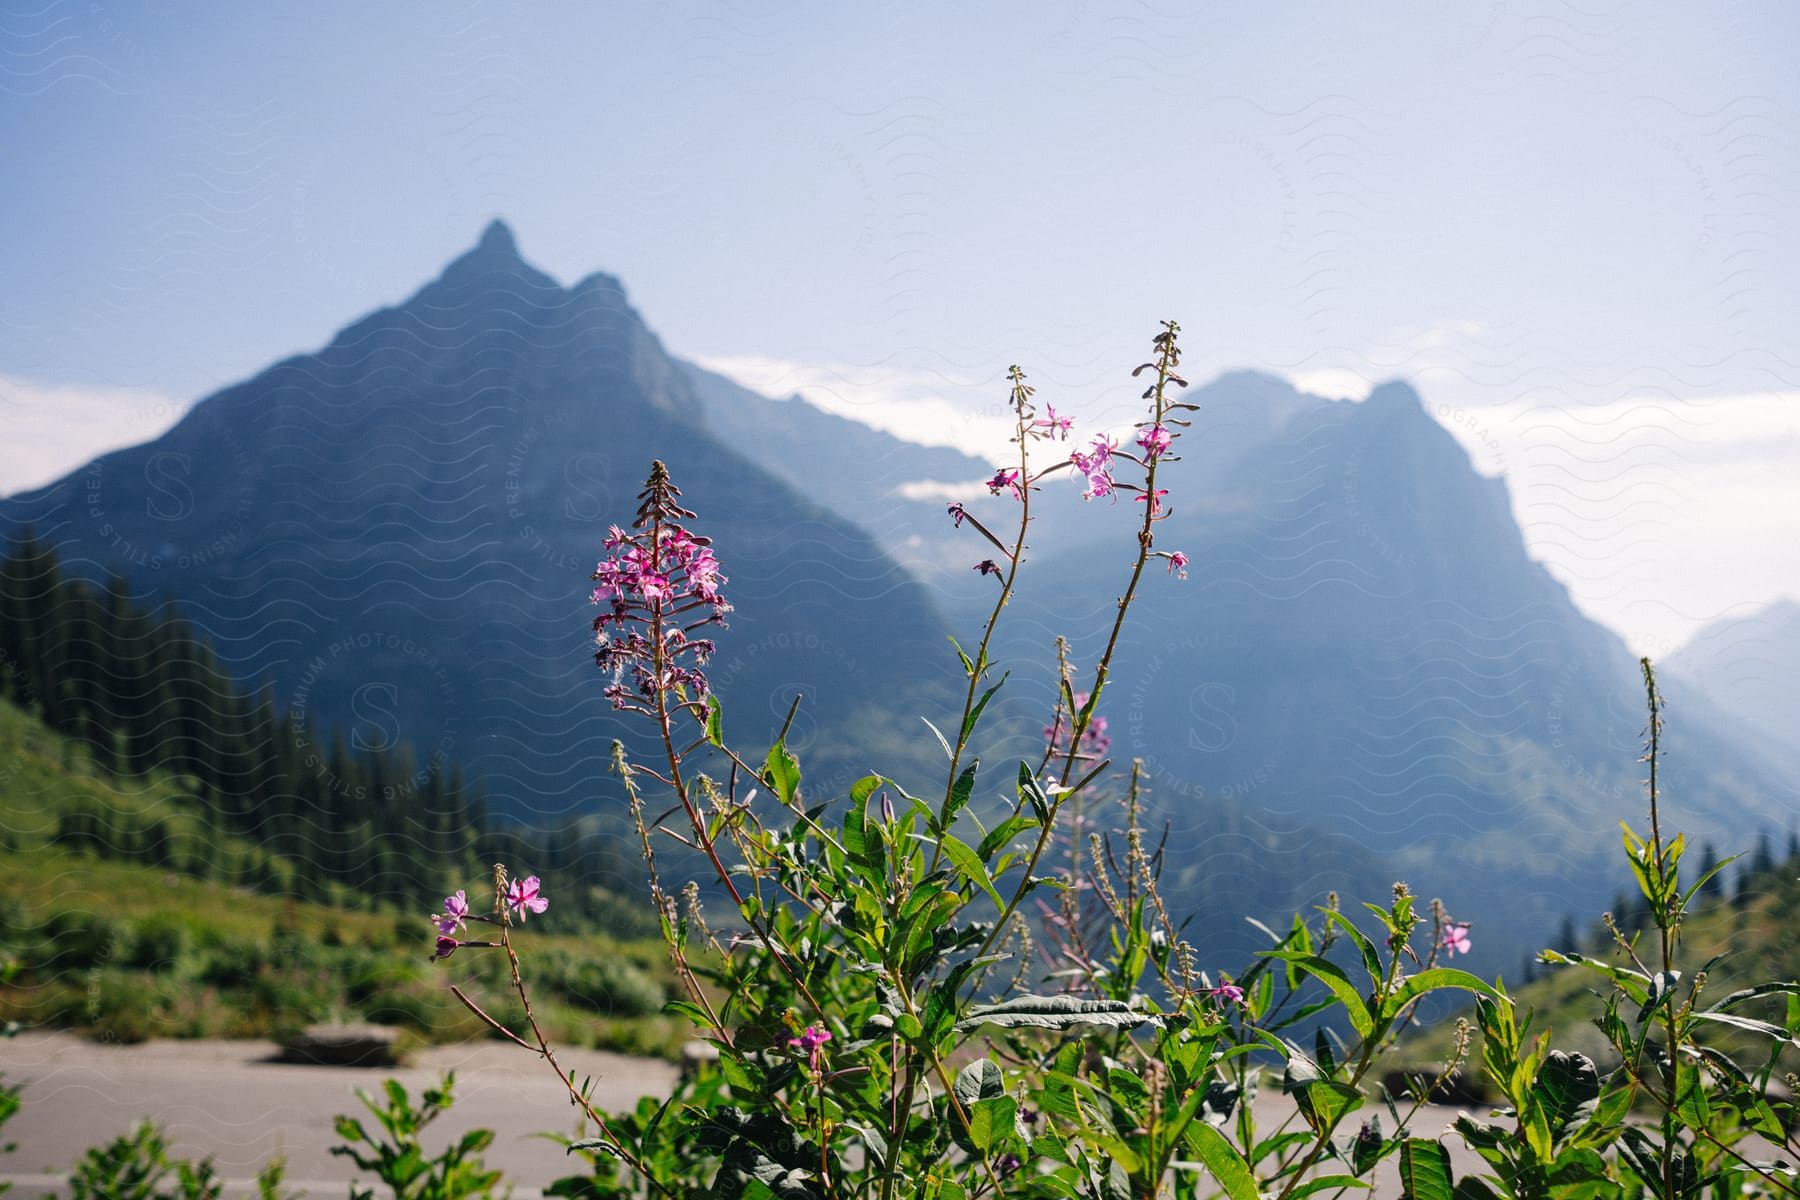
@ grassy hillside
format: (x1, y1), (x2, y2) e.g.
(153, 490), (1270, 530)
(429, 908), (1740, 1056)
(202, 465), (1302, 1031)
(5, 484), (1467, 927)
(1398, 855), (1800, 1094)
(0, 695), (297, 888)
(0, 697), (687, 1058)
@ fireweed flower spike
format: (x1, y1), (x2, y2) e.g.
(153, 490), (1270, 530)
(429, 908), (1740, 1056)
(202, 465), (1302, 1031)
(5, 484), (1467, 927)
(591, 461), (732, 713)
(506, 875), (548, 921)
(1045, 692), (1111, 758)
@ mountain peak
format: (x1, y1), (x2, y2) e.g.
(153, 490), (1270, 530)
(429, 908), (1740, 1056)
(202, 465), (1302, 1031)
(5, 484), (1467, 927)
(476, 218), (519, 256)
(1361, 379), (1425, 417)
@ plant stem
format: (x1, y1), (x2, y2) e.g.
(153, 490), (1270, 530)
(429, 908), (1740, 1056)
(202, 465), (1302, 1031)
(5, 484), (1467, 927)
(496, 916), (674, 1200)
(1643, 658), (1678, 1200)
(932, 368), (1036, 877)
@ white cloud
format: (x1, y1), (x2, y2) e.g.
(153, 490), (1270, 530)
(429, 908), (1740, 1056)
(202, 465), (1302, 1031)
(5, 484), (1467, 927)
(893, 477), (992, 502)
(1291, 368), (1373, 401)
(1425, 388), (1800, 656)
(703, 353), (1800, 656)
(0, 376), (188, 494)
(691, 353), (1013, 463)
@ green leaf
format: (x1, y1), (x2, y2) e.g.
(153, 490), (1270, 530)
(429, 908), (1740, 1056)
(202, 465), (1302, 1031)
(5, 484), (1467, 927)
(950, 635), (976, 676)
(1383, 968), (1504, 1021)
(946, 761), (979, 823)
(1452, 1179), (1501, 1200)
(955, 1058), (1003, 1107)
(961, 673), (1008, 743)
(1398, 1139), (1454, 1200)
(1286, 1176), (1372, 1199)
(705, 695), (724, 746)
(941, 834), (1003, 909)
(762, 742), (800, 806)
(1183, 1120), (1259, 1200)
(842, 801), (868, 860)
(922, 717), (954, 761)
(1281, 1043), (1363, 1134)
(1017, 761), (1051, 823)
(968, 1096), (1017, 1153)
(1531, 1050), (1601, 1133)
(1538, 950), (1651, 1005)
(1692, 1010), (1798, 1044)
(1321, 908), (1383, 988)
(1707, 981), (1800, 1012)
(1263, 951), (1374, 1038)
(952, 995), (1159, 1035)
(1636, 970), (1682, 1025)
(977, 813), (1036, 861)
(857, 1124), (890, 1170)
(1673, 1060), (1710, 1128)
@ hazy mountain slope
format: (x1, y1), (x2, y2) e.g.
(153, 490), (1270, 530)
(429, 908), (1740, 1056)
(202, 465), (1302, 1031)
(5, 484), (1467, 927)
(976, 380), (1796, 969)
(0, 222), (954, 820)
(1666, 600), (1800, 773)
(680, 360), (996, 580)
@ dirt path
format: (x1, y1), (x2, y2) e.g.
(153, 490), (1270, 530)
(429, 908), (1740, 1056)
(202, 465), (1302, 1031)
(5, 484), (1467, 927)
(1, 1031), (678, 1198)
(1, 1030), (1494, 1197)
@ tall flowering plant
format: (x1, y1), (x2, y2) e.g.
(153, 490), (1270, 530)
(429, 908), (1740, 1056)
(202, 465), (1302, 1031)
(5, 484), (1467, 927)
(426, 323), (1797, 1200)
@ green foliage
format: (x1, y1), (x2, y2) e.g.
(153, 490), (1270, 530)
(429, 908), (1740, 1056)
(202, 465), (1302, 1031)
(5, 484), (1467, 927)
(0, 1070), (16, 1198)
(518, 358), (1798, 1198)
(0, 846), (683, 1055)
(330, 1075), (502, 1200)
(530, 336), (1570, 1199)
(66, 1121), (225, 1200)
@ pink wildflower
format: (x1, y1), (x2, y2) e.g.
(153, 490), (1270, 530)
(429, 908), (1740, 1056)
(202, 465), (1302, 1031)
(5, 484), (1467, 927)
(1045, 692), (1111, 759)
(506, 875), (548, 921)
(1165, 551), (1189, 580)
(1070, 434), (1117, 500)
(788, 1024), (831, 1073)
(591, 462), (731, 711)
(437, 889), (470, 935)
(974, 559), (1001, 577)
(432, 935), (459, 961)
(1442, 923), (1472, 957)
(1136, 487), (1169, 516)
(1205, 976), (1247, 1008)
(1135, 424), (1172, 459)
(946, 502), (967, 528)
(986, 468), (1023, 500)
(1033, 404), (1073, 440)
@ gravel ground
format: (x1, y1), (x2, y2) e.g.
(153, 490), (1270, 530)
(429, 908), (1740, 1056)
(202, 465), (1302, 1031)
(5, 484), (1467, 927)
(2, 1031), (678, 1198)
(1, 1030), (1497, 1197)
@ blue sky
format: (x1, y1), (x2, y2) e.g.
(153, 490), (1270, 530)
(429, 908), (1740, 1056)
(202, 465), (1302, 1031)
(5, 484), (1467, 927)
(3, 2), (1797, 653)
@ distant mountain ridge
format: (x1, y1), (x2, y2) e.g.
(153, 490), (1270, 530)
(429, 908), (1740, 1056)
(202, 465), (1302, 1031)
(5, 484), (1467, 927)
(1667, 599), (1800, 775)
(1, 220), (954, 822)
(7, 223), (1791, 974)
(680, 361), (995, 580)
(728, 371), (1796, 968)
